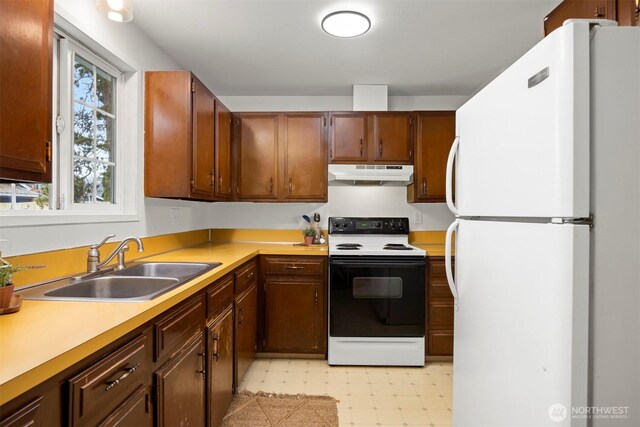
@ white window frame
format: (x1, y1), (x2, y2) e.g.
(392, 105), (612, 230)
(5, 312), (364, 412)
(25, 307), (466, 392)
(0, 19), (140, 227)
(58, 38), (124, 212)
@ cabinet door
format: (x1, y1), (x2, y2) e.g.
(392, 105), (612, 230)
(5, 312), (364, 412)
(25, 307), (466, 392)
(154, 333), (206, 427)
(369, 113), (413, 164)
(264, 279), (324, 353)
(328, 113), (367, 163)
(544, 0), (614, 35)
(144, 71), (192, 198)
(0, 0), (53, 182)
(214, 100), (232, 199)
(235, 285), (257, 387)
(409, 111), (456, 202)
(207, 306), (234, 427)
(617, 0), (640, 26)
(281, 113), (327, 201)
(236, 114), (279, 200)
(191, 77), (215, 199)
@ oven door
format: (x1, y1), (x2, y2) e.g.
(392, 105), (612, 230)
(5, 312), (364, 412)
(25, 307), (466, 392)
(329, 256), (426, 337)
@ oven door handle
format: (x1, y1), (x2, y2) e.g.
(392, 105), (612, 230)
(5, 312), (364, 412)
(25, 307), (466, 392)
(330, 260), (426, 268)
(445, 219), (459, 309)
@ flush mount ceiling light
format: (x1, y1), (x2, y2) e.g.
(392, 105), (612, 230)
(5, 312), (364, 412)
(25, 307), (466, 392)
(321, 11), (371, 38)
(97, 0), (133, 23)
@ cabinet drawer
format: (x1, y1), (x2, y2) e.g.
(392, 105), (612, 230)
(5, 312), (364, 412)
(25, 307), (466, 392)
(428, 259), (447, 278)
(428, 301), (454, 327)
(207, 274), (234, 318)
(98, 386), (149, 427)
(155, 296), (205, 361)
(0, 397), (43, 427)
(68, 334), (147, 427)
(235, 260), (257, 294)
(428, 330), (454, 356)
(263, 256), (325, 276)
(429, 276), (453, 299)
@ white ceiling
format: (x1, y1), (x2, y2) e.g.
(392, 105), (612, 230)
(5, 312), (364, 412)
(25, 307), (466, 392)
(132, 0), (561, 96)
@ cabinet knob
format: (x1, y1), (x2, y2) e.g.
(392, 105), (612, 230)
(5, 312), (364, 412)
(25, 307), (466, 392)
(268, 177), (274, 194)
(288, 178), (293, 193)
(379, 139), (383, 157)
(360, 138), (364, 157)
(422, 178), (427, 195)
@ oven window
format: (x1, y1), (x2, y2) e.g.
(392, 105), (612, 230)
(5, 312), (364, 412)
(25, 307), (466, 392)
(353, 277), (403, 298)
(329, 257), (425, 337)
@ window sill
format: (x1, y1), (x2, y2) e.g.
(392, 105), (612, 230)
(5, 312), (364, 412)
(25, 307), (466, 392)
(0, 211), (140, 228)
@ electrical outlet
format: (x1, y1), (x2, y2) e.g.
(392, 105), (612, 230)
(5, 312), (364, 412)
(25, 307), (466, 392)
(0, 239), (10, 257)
(414, 210), (423, 225)
(170, 208), (181, 225)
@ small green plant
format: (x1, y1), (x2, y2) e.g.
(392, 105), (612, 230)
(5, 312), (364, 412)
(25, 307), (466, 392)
(302, 227), (316, 237)
(0, 257), (43, 287)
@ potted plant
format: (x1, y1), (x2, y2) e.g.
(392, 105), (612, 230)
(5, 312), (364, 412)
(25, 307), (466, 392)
(0, 257), (40, 308)
(302, 227), (316, 246)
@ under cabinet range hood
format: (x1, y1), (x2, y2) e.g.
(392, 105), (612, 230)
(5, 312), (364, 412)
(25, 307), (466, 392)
(328, 164), (414, 186)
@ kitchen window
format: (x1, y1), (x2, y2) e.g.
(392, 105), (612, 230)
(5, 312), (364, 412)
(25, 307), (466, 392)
(1, 27), (138, 224)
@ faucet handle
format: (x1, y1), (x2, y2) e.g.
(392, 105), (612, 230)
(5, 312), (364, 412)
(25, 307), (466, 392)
(91, 234), (116, 249)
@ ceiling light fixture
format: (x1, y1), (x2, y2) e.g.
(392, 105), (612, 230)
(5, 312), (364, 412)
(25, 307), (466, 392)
(97, 0), (133, 23)
(321, 11), (371, 38)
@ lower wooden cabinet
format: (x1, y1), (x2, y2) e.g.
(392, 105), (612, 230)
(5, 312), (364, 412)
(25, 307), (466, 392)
(260, 256), (327, 354)
(154, 333), (206, 427)
(235, 284), (257, 387)
(426, 256), (455, 356)
(207, 305), (234, 427)
(68, 334), (150, 427)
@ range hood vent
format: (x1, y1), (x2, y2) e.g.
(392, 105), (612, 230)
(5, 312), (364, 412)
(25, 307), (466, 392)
(328, 164), (414, 186)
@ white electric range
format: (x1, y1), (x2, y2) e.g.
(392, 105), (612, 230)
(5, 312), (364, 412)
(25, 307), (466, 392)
(327, 217), (426, 366)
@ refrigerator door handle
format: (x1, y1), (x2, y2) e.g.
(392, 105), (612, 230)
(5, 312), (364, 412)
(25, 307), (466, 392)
(446, 136), (460, 215)
(445, 219), (459, 308)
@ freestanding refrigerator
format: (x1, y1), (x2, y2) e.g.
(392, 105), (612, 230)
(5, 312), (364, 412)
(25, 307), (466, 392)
(445, 20), (640, 427)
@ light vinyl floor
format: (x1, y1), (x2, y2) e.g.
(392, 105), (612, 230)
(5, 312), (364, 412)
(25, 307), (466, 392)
(237, 359), (453, 426)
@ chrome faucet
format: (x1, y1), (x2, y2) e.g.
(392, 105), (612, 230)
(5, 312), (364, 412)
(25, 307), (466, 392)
(87, 235), (145, 273)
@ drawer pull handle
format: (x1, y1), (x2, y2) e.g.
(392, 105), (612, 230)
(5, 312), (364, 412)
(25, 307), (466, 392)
(246, 272), (255, 280)
(285, 265), (303, 270)
(105, 363), (140, 391)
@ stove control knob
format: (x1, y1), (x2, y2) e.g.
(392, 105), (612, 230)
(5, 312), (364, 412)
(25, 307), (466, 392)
(389, 220), (396, 229)
(374, 221), (382, 228)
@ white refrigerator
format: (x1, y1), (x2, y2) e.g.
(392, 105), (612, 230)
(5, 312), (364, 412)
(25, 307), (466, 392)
(445, 20), (640, 427)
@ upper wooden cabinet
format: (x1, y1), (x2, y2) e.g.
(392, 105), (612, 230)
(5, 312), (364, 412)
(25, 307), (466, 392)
(145, 71), (217, 201)
(329, 112), (413, 164)
(0, 0), (53, 182)
(617, 0), (640, 26)
(235, 113), (328, 202)
(328, 113), (367, 162)
(281, 113), (327, 201)
(544, 0), (639, 35)
(408, 111), (456, 203)
(235, 113), (279, 200)
(214, 100), (232, 199)
(369, 112), (413, 164)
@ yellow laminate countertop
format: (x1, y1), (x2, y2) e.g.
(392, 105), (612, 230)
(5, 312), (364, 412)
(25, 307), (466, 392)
(0, 242), (327, 406)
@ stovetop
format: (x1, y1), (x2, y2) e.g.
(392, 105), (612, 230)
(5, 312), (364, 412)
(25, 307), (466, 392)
(328, 217), (426, 257)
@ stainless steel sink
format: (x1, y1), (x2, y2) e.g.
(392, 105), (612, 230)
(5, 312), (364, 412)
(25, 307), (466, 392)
(45, 276), (180, 300)
(19, 261), (222, 302)
(110, 262), (215, 280)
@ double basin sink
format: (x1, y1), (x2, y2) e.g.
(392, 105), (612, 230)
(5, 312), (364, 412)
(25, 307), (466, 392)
(19, 262), (221, 302)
